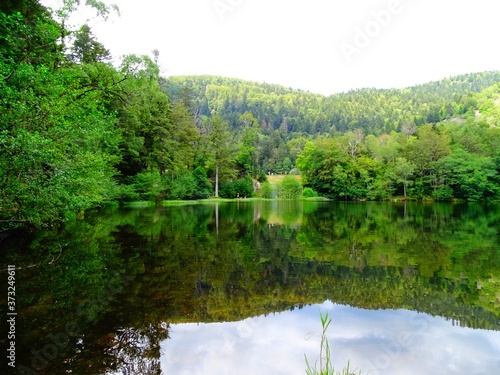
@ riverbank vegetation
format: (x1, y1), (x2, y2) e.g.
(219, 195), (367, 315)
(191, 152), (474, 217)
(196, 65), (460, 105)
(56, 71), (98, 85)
(2, 1), (500, 229)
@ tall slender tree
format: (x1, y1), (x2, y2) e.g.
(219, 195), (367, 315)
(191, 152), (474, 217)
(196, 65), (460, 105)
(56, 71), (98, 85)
(206, 114), (236, 197)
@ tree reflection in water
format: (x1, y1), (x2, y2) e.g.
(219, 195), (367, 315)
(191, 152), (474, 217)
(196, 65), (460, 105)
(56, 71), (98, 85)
(0, 201), (499, 374)
(103, 323), (169, 375)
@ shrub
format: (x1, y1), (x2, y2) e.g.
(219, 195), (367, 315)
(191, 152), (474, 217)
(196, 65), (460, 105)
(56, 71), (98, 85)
(167, 172), (197, 200)
(260, 181), (274, 198)
(220, 175), (254, 198)
(113, 183), (139, 203)
(133, 170), (165, 201)
(254, 169), (268, 183)
(278, 176), (302, 199)
(302, 187), (318, 198)
(432, 184), (453, 201)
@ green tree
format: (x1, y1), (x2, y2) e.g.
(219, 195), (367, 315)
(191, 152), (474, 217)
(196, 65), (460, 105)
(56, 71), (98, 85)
(53, 0), (119, 20)
(389, 157), (416, 199)
(260, 181), (274, 198)
(192, 166), (213, 199)
(167, 172), (196, 200)
(410, 124), (450, 173)
(114, 54), (188, 181)
(433, 148), (499, 200)
(0, 7), (122, 226)
(296, 141), (324, 187)
(219, 175), (253, 198)
(69, 24), (111, 63)
(206, 114), (236, 197)
(277, 176), (302, 199)
(133, 170), (164, 202)
(237, 112), (260, 176)
(168, 100), (199, 173)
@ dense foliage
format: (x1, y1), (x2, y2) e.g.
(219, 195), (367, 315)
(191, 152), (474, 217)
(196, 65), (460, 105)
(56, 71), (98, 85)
(0, 1), (208, 228)
(2, 1), (500, 229)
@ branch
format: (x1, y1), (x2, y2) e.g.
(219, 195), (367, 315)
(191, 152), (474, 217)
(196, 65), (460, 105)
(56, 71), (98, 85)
(0, 244), (64, 272)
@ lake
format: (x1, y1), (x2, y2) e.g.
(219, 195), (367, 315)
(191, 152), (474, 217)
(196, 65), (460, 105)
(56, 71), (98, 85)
(1, 201), (500, 374)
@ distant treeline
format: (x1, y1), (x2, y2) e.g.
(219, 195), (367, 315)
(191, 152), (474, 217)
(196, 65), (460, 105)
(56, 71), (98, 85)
(164, 72), (500, 134)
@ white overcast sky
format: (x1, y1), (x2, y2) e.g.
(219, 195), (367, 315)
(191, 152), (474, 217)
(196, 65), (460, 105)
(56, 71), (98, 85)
(41, 0), (500, 95)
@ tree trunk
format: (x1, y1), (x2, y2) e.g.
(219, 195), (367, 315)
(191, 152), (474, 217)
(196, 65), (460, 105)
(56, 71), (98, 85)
(215, 203), (219, 237)
(215, 162), (219, 197)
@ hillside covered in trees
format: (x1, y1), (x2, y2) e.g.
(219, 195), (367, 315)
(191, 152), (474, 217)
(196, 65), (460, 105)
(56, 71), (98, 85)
(2, 0), (500, 230)
(164, 73), (500, 201)
(164, 72), (500, 134)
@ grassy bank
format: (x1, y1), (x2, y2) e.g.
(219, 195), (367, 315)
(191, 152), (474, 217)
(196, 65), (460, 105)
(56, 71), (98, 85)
(266, 174), (302, 186)
(121, 196), (331, 208)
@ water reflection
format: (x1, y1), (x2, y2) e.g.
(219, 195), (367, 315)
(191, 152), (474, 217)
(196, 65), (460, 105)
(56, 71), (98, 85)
(162, 301), (500, 375)
(1, 201), (499, 374)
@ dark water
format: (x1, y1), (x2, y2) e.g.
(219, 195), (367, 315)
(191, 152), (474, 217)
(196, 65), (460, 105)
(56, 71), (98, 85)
(1, 201), (500, 374)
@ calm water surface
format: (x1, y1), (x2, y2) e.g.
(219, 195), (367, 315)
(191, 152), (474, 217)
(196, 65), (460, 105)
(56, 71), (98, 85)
(1, 201), (499, 374)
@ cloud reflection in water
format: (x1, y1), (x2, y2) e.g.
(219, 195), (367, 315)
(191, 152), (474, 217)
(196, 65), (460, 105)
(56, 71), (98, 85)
(161, 301), (500, 375)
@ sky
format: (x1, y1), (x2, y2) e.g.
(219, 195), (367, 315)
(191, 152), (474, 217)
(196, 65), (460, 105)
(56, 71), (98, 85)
(41, 0), (500, 95)
(160, 301), (500, 375)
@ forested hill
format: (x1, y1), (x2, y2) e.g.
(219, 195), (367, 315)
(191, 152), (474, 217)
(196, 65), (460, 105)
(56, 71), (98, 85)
(164, 72), (500, 135)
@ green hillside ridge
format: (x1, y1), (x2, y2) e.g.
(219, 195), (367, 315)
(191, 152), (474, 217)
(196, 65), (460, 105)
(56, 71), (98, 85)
(164, 71), (500, 135)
